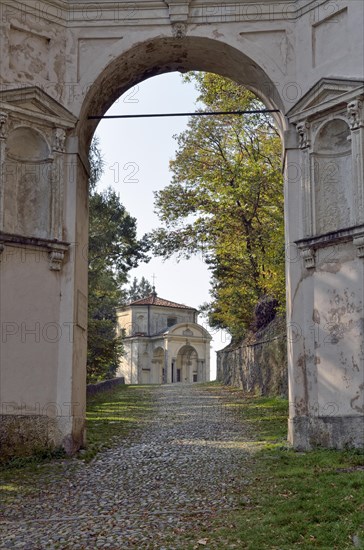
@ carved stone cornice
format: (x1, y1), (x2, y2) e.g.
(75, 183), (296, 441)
(296, 225), (364, 265)
(347, 99), (364, 130)
(0, 87), (77, 131)
(288, 79), (364, 124)
(0, 232), (69, 271)
(296, 225), (364, 248)
(3, 0), (332, 25)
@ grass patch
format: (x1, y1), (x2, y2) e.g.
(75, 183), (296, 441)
(213, 447), (364, 549)
(0, 383), (156, 505)
(82, 383), (156, 461)
(0, 446), (67, 470)
(179, 384), (364, 549)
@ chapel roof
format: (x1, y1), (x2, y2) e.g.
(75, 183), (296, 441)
(128, 290), (197, 311)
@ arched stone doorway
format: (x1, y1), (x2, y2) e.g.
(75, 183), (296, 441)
(176, 345), (199, 384)
(0, 1), (363, 455)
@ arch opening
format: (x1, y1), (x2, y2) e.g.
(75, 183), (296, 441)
(78, 36), (287, 151)
(84, 40), (286, 389)
(0, 1), (363, 460)
(176, 345), (199, 383)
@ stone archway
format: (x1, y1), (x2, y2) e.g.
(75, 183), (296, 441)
(176, 345), (199, 383)
(0, 1), (363, 456)
(77, 34), (286, 151)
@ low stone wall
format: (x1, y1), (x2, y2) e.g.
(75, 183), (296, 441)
(216, 317), (288, 397)
(87, 376), (125, 398)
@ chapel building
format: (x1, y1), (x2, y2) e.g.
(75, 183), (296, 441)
(116, 289), (212, 384)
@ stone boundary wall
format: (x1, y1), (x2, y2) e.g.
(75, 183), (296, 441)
(216, 317), (288, 398)
(86, 377), (125, 398)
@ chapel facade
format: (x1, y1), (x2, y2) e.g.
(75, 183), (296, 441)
(116, 290), (212, 385)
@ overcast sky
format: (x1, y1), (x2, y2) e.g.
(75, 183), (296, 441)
(95, 72), (232, 379)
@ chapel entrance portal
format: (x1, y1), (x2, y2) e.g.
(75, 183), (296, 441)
(176, 345), (199, 384)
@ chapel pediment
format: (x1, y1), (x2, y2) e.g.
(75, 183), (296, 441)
(288, 78), (364, 122)
(0, 87), (77, 127)
(166, 321), (212, 340)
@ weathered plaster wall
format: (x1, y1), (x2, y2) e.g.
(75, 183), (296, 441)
(0, 4), (67, 102)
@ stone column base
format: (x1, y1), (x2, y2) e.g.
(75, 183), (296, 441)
(288, 416), (364, 450)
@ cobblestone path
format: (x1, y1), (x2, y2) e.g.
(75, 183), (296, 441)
(0, 384), (254, 549)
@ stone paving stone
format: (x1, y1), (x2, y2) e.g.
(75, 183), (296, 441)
(0, 384), (253, 549)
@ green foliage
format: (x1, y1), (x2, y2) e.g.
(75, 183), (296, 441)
(128, 276), (153, 302)
(150, 73), (285, 340)
(87, 140), (149, 383)
(89, 187), (147, 281)
(0, 447), (66, 469)
(88, 135), (105, 192)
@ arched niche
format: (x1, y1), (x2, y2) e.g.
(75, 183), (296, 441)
(313, 118), (352, 235)
(3, 126), (53, 239)
(152, 346), (165, 364)
(136, 314), (147, 334)
(176, 344), (199, 383)
(7, 127), (50, 162)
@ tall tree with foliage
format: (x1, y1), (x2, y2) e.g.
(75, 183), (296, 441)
(150, 73), (285, 340)
(128, 276), (153, 302)
(87, 137), (148, 382)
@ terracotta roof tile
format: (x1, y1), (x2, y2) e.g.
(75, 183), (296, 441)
(129, 293), (196, 310)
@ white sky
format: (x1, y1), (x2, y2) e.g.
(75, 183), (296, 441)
(95, 72), (232, 379)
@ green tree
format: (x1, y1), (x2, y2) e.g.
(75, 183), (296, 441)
(128, 276), (153, 301)
(150, 73), (285, 340)
(87, 138), (149, 382)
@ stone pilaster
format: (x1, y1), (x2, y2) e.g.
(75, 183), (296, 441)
(348, 98), (364, 224)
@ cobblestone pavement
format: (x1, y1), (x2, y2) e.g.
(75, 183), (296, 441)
(0, 384), (254, 549)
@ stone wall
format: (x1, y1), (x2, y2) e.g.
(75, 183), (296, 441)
(86, 377), (125, 398)
(216, 317), (288, 398)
